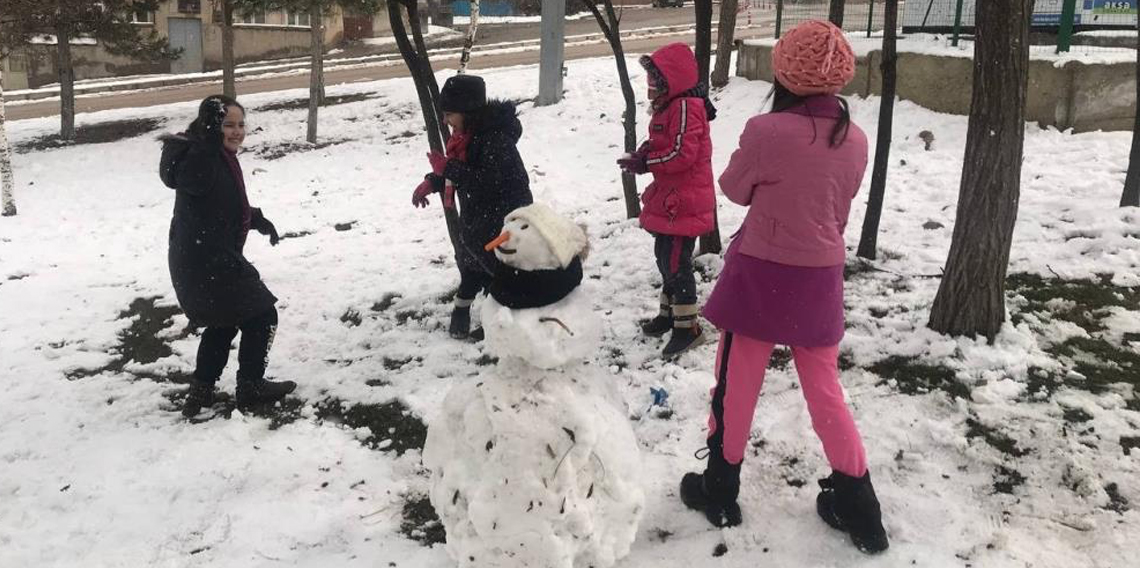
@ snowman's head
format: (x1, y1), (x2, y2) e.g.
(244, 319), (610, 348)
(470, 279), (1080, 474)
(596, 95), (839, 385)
(485, 204), (587, 272)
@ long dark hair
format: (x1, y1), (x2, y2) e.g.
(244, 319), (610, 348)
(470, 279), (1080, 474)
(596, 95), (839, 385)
(767, 81), (851, 148)
(187, 95), (244, 140)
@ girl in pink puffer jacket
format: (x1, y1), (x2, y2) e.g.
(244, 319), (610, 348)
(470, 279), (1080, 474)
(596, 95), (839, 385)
(618, 42), (717, 359)
(678, 21), (889, 555)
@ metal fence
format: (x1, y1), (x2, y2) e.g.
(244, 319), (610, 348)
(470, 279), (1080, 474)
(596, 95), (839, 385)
(900, 0), (1138, 55)
(763, 0), (898, 38)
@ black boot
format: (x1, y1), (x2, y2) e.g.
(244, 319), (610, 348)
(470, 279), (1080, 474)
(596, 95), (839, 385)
(182, 381), (216, 418)
(816, 471), (889, 554)
(679, 447), (742, 527)
(640, 294), (672, 337)
(236, 374), (297, 408)
(449, 305), (471, 339)
(662, 304), (707, 357)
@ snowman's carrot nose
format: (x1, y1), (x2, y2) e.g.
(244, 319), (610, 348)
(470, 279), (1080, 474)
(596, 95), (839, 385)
(484, 231), (511, 251)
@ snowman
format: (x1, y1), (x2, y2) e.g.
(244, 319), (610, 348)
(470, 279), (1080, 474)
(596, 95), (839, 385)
(423, 203), (645, 568)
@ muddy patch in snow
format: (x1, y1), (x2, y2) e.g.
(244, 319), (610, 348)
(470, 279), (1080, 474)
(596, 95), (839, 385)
(313, 398), (427, 455)
(250, 138), (355, 161)
(67, 296), (191, 381)
(15, 118), (165, 153)
(253, 92), (381, 112)
(868, 355), (968, 400)
(399, 493), (445, 546)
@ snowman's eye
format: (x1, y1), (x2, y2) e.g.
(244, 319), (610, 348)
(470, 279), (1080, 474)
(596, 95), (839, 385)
(520, 224), (529, 230)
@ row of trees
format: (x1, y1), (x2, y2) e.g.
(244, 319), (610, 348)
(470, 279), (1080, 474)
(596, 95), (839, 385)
(573, 0), (1135, 341)
(829, 0), (1138, 337)
(0, 1), (178, 140)
(0, 1), (391, 145)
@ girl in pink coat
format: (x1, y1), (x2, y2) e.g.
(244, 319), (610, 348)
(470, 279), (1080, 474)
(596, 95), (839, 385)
(618, 42), (717, 358)
(678, 21), (888, 554)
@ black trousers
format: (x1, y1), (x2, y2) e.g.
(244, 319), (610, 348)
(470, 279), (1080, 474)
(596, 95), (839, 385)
(654, 234), (697, 305)
(457, 266), (494, 301)
(193, 307), (278, 385)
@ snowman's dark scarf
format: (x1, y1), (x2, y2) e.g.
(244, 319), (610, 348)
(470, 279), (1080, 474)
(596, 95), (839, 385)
(489, 256), (583, 309)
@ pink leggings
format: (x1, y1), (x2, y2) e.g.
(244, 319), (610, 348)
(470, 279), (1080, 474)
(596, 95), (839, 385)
(706, 332), (868, 477)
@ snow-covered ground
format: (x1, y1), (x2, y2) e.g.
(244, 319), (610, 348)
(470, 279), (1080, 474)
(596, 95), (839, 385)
(1, 56), (1138, 567)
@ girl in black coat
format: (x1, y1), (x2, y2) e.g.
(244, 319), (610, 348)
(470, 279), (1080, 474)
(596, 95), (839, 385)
(160, 95), (296, 417)
(412, 75), (533, 339)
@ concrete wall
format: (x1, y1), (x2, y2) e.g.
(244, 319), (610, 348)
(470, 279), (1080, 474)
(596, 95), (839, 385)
(736, 42), (1137, 133)
(22, 42), (169, 89)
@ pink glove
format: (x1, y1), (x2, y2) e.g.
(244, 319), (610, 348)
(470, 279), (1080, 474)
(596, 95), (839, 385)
(412, 179), (433, 208)
(428, 152), (448, 175)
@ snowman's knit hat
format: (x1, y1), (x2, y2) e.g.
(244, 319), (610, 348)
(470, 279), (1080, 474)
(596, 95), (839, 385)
(508, 203), (587, 269)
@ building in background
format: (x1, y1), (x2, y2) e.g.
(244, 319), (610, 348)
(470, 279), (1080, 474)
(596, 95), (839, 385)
(3, 0), (353, 90)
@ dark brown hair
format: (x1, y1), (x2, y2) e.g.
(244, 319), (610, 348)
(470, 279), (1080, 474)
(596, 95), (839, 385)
(768, 81), (851, 148)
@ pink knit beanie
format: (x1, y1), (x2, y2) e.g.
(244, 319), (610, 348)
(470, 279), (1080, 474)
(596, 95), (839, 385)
(772, 20), (856, 97)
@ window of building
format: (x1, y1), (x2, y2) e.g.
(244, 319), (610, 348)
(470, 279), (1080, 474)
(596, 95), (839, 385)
(131, 10), (155, 24)
(177, 0), (201, 14)
(287, 11), (312, 27)
(241, 11), (267, 25)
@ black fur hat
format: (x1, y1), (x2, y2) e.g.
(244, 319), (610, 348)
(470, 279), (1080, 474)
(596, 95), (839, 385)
(439, 74), (486, 113)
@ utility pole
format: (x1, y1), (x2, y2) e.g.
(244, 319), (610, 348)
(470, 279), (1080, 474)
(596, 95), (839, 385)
(537, 0), (566, 106)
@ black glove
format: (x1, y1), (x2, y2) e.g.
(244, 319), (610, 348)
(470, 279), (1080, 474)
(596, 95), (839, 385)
(197, 96), (228, 146)
(251, 208), (279, 246)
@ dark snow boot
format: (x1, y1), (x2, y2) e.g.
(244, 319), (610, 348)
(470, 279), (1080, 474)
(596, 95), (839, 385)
(816, 471), (889, 554)
(640, 294), (672, 337)
(662, 304), (707, 358)
(182, 381), (216, 418)
(449, 305), (472, 339)
(679, 447), (742, 528)
(236, 375), (297, 408)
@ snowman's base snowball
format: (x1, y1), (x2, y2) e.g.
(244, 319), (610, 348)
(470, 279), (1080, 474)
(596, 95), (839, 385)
(423, 365), (644, 568)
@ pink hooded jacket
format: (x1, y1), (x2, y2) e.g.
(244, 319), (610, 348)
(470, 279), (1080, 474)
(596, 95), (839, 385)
(718, 96), (868, 267)
(639, 43), (716, 238)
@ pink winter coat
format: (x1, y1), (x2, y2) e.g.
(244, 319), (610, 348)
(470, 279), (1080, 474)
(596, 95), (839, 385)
(639, 44), (716, 237)
(718, 97), (868, 267)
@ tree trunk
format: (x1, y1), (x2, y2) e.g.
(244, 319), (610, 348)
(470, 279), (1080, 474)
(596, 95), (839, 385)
(694, 0), (713, 86)
(0, 68), (16, 217)
(56, 24), (76, 140)
(582, 0), (640, 219)
(389, 2), (444, 151)
(1122, 14), (1140, 207)
(856, 0), (898, 260)
(222, 0), (236, 98)
(928, 0), (1033, 341)
(458, 0), (480, 73)
(710, 0), (739, 89)
(388, 0), (462, 258)
(829, 0), (845, 27)
(409, 0), (448, 139)
(692, 0), (721, 254)
(307, 2), (324, 143)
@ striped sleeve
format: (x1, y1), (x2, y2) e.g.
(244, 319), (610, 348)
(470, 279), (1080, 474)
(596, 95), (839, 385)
(645, 99), (702, 175)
